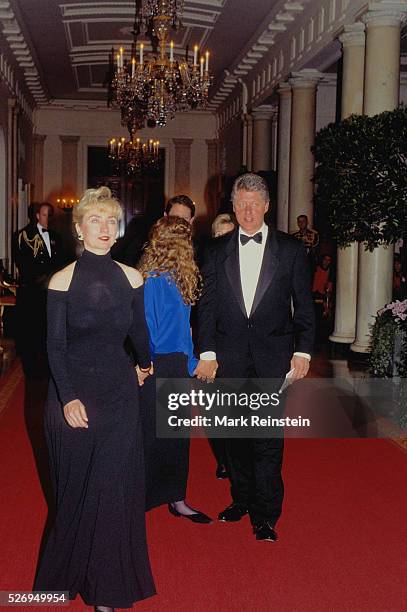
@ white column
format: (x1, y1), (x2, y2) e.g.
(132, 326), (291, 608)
(7, 99), (18, 268)
(270, 107), (278, 172)
(246, 114), (253, 171)
(241, 115), (248, 170)
(352, 7), (405, 353)
(330, 23), (365, 345)
(288, 70), (323, 232)
(241, 114), (253, 171)
(251, 105), (274, 171)
(276, 83), (292, 232)
(206, 138), (220, 219)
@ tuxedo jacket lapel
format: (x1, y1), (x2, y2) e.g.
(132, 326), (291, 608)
(224, 231), (246, 318)
(250, 228), (280, 317)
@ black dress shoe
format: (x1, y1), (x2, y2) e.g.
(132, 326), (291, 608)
(218, 503), (248, 522)
(253, 521), (278, 542)
(168, 504), (212, 524)
(216, 464), (228, 479)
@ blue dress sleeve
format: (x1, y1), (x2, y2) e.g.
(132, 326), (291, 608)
(143, 275), (162, 354)
(187, 353), (199, 377)
(144, 274), (198, 377)
(185, 304), (199, 376)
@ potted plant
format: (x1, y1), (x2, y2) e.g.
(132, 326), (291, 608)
(369, 299), (407, 427)
(313, 106), (407, 250)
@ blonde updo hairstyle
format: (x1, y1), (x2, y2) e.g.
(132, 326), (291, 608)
(73, 186), (123, 227)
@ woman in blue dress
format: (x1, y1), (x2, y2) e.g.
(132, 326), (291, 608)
(138, 216), (212, 523)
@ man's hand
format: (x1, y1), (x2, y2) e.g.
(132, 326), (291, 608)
(63, 399), (89, 428)
(194, 359), (218, 382)
(290, 355), (310, 381)
(136, 362), (154, 386)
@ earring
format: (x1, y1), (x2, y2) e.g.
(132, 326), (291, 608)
(77, 233), (83, 241)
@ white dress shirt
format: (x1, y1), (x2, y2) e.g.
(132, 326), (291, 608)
(201, 224), (311, 362)
(37, 222), (51, 257)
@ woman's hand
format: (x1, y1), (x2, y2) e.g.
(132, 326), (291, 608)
(63, 399), (89, 428)
(136, 362), (154, 386)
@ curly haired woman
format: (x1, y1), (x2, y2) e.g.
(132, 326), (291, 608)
(138, 216), (212, 524)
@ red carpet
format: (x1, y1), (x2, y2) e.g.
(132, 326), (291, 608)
(1, 373), (407, 611)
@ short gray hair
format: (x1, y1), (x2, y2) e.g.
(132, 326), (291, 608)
(231, 173), (269, 203)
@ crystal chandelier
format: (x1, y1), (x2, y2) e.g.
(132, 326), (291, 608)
(135, 0), (184, 33)
(108, 134), (160, 175)
(107, 0), (212, 128)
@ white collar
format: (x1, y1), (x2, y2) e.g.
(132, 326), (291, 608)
(239, 222), (267, 238)
(37, 223), (48, 234)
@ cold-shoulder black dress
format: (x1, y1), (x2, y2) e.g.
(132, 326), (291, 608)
(34, 249), (156, 608)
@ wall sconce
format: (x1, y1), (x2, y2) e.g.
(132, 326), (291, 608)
(56, 197), (80, 210)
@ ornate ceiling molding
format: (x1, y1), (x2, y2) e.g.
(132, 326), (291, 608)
(214, 0), (384, 132)
(0, 0), (47, 106)
(36, 97), (216, 115)
(210, 0), (310, 107)
(0, 53), (33, 119)
(60, 1), (225, 93)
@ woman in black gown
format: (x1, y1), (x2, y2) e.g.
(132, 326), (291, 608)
(138, 217), (211, 523)
(34, 187), (156, 611)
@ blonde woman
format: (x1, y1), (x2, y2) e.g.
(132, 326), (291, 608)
(138, 216), (212, 523)
(34, 187), (156, 611)
(211, 212), (236, 238)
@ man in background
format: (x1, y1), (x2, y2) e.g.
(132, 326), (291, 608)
(164, 194), (195, 224)
(113, 194), (196, 266)
(13, 202), (64, 376)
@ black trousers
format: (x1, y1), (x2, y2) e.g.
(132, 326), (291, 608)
(139, 352), (190, 510)
(218, 358), (285, 526)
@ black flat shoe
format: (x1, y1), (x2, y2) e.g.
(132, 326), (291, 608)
(216, 464), (228, 479)
(218, 503), (248, 522)
(168, 503), (212, 524)
(253, 521), (278, 542)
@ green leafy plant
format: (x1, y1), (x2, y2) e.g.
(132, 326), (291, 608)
(313, 106), (407, 250)
(369, 299), (407, 427)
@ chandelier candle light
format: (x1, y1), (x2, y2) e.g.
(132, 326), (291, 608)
(108, 0), (212, 128)
(108, 134), (160, 175)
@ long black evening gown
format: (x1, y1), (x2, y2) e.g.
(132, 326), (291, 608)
(34, 249), (156, 608)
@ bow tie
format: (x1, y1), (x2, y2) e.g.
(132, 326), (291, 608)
(240, 232), (262, 246)
(41, 228), (48, 234)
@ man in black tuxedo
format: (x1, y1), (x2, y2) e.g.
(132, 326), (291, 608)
(196, 173), (314, 541)
(13, 202), (64, 375)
